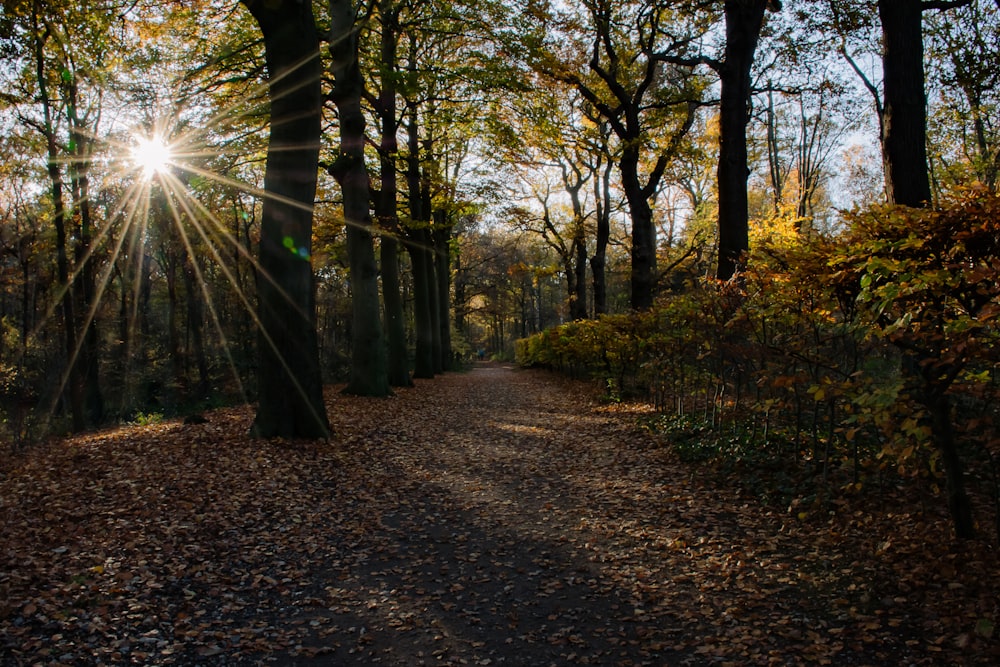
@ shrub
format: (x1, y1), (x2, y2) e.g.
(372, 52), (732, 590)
(517, 190), (1000, 540)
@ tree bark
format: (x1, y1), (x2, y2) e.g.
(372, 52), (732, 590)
(405, 106), (436, 379)
(375, 0), (412, 387)
(620, 143), (657, 310)
(433, 222), (453, 371)
(454, 245), (467, 333)
(408, 229), (436, 379)
(878, 0), (932, 207)
(183, 256), (210, 400)
(31, 10), (85, 431)
(421, 149), (443, 374)
(590, 138), (613, 316)
(66, 81), (103, 425)
(329, 0), (391, 397)
(926, 392), (975, 538)
(241, 0), (330, 438)
(161, 247), (183, 402)
(716, 0), (769, 281)
(566, 178), (589, 320)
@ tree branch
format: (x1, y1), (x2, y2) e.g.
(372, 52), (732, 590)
(641, 99), (700, 199)
(922, 0), (973, 10)
(840, 45), (883, 119)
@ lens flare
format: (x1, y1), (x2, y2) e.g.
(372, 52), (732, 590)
(131, 134), (173, 178)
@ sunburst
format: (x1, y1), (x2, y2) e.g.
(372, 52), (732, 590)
(130, 133), (173, 179)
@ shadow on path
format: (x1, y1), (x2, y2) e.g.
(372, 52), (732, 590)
(3, 365), (987, 666)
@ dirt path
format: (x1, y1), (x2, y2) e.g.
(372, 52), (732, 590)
(2, 364), (997, 665)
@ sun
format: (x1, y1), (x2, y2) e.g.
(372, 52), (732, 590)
(131, 134), (173, 179)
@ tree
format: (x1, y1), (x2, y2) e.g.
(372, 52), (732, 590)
(403, 95), (438, 379)
(372, 0), (413, 387)
(328, 0), (391, 396)
(761, 84), (852, 231)
(526, 0), (706, 309)
(583, 111), (617, 316)
(506, 170), (590, 322)
(27, 4), (85, 431)
(240, 0), (331, 438)
(711, 0), (780, 280)
(13, 0), (118, 430)
(495, 83), (597, 319)
(925, 0), (1000, 192)
(836, 0), (975, 207)
(877, 0), (933, 207)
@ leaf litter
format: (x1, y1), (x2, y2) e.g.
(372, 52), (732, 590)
(1, 364), (997, 665)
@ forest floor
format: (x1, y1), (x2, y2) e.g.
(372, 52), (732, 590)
(1, 363), (998, 666)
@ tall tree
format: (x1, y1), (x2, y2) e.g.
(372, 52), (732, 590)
(27, 4), (85, 431)
(713, 0), (777, 280)
(507, 165), (590, 322)
(328, 0), (391, 396)
(62, 46), (104, 424)
(240, 0), (331, 438)
(527, 0), (705, 310)
(498, 83), (596, 320)
(403, 99), (437, 379)
(583, 111), (616, 316)
(17, 0), (116, 429)
(877, 0), (933, 206)
(373, 0), (412, 387)
(655, 0), (782, 279)
(836, 0), (974, 206)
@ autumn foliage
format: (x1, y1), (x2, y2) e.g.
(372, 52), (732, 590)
(517, 190), (1000, 540)
(3, 367), (999, 665)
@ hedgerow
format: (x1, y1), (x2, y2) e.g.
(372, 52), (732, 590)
(517, 190), (1000, 539)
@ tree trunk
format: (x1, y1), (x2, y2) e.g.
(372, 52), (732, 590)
(329, 0), (391, 398)
(565, 173), (589, 320)
(878, 0), (932, 207)
(926, 392), (975, 539)
(376, 0), (412, 387)
(408, 230), (436, 379)
(571, 234), (588, 319)
(433, 222), (453, 371)
(591, 147), (612, 316)
(66, 88), (103, 425)
(381, 237), (411, 385)
(454, 246), (466, 333)
(421, 151), (443, 374)
(183, 257), (210, 400)
(162, 248), (183, 401)
(427, 239), (443, 374)
(241, 0), (330, 438)
(765, 89), (784, 212)
(716, 0), (769, 281)
(31, 13), (85, 431)
(405, 106), (435, 378)
(619, 143), (657, 310)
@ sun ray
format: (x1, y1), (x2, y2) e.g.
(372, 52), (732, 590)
(158, 168), (324, 414)
(19, 44), (345, 430)
(158, 184), (248, 402)
(40, 176), (152, 424)
(156, 167), (330, 429)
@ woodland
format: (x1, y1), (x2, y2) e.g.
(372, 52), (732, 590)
(0, 0), (999, 662)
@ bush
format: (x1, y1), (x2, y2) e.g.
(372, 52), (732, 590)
(517, 190), (1000, 540)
